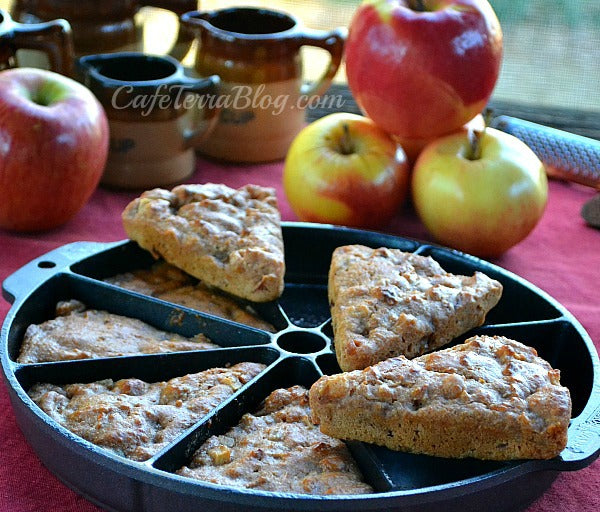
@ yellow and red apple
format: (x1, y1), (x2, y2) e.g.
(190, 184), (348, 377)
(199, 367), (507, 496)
(345, 0), (503, 139)
(412, 127), (548, 257)
(283, 113), (410, 229)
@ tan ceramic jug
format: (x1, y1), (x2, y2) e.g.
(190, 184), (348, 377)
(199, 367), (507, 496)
(181, 7), (346, 162)
(0, 7), (72, 75)
(11, 0), (197, 59)
(78, 52), (220, 189)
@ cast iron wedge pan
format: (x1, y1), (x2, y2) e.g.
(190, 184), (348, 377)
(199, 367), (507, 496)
(1, 223), (599, 512)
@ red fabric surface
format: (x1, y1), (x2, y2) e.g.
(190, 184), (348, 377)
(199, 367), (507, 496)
(0, 158), (598, 511)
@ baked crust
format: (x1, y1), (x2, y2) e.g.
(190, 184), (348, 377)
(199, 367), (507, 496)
(17, 300), (217, 363)
(177, 385), (373, 495)
(309, 335), (571, 460)
(106, 261), (276, 332)
(28, 362), (265, 461)
(122, 184), (285, 302)
(329, 245), (503, 371)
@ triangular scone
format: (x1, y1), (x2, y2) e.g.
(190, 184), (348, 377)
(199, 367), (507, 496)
(29, 362), (265, 461)
(310, 335), (571, 460)
(328, 245), (503, 371)
(18, 300), (218, 363)
(178, 386), (373, 494)
(122, 184), (285, 302)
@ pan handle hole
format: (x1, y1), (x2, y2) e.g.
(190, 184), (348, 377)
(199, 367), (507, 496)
(276, 331), (327, 354)
(37, 261), (56, 269)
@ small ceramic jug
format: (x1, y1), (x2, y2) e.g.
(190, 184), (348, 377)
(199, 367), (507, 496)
(0, 7), (72, 75)
(11, 0), (197, 59)
(181, 7), (346, 162)
(78, 52), (220, 189)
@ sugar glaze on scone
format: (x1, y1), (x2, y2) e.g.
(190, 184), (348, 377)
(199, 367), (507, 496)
(329, 245), (503, 371)
(122, 184), (285, 302)
(310, 335), (571, 460)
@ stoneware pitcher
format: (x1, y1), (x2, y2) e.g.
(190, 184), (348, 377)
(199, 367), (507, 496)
(181, 7), (346, 163)
(78, 52), (220, 189)
(0, 7), (72, 75)
(11, 0), (197, 59)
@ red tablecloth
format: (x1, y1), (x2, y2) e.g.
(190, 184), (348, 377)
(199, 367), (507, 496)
(1, 157), (599, 511)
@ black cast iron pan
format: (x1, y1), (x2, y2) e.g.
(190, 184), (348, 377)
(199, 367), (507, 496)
(2, 223), (599, 512)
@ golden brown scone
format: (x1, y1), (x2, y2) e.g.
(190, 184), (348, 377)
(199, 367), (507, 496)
(329, 245), (503, 371)
(18, 300), (218, 363)
(28, 362), (265, 461)
(106, 262), (277, 332)
(177, 385), (373, 495)
(122, 184), (285, 302)
(310, 335), (571, 460)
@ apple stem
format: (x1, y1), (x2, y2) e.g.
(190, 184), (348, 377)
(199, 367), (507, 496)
(339, 123), (355, 155)
(466, 108), (493, 160)
(409, 0), (427, 11)
(466, 129), (484, 161)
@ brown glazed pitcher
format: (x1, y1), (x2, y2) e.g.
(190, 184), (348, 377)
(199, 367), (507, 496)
(11, 0), (197, 59)
(181, 7), (346, 163)
(78, 52), (220, 189)
(0, 8), (72, 75)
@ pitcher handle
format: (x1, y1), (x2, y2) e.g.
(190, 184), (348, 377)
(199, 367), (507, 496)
(296, 27), (347, 99)
(139, 0), (197, 61)
(172, 74), (221, 149)
(11, 18), (74, 76)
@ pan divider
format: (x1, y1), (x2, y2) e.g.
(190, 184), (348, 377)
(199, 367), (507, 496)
(151, 356), (322, 473)
(346, 441), (395, 492)
(64, 275), (272, 346)
(14, 346), (281, 391)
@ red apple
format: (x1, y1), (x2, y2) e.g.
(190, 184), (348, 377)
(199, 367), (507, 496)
(0, 68), (108, 232)
(412, 127), (548, 257)
(345, 0), (503, 139)
(283, 113), (409, 229)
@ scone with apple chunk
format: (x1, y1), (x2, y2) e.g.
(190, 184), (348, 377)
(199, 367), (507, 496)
(18, 299), (217, 363)
(29, 362), (265, 461)
(122, 183), (285, 302)
(329, 245), (503, 371)
(309, 335), (571, 460)
(178, 385), (373, 494)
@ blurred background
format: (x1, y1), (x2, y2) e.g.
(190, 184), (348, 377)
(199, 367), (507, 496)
(1, 0), (599, 114)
